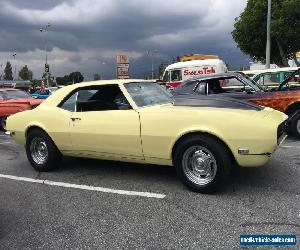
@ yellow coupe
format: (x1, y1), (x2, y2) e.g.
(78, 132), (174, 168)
(7, 80), (288, 193)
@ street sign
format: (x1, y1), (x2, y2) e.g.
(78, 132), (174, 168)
(116, 55), (129, 79)
(116, 55), (129, 64)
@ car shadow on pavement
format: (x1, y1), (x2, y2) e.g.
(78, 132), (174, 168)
(50, 156), (182, 192)
(51, 156), (291, 194)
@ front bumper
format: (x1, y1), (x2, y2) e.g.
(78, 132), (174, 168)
(235, 116), (289, 167)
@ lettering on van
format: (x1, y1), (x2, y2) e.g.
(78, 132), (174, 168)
(183, 67), (216, 76)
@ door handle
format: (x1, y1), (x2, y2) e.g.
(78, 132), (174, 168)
(71, 117), (81, 121)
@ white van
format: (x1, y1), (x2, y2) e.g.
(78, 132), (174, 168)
(162, 59), (228, 88)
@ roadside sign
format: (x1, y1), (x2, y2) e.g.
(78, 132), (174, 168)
(116, 55), (129, 79)
(116, 55), (129, 64)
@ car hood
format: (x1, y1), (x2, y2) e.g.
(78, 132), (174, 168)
(173, 95), (263, 111)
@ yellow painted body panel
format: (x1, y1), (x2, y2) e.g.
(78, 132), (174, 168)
(7, 79), (287, 168)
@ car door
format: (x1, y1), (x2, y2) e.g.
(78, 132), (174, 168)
(61, 84), (143, 160)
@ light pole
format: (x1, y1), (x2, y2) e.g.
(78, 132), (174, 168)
(265, 0), (272, 69)
(12, 53), (17, 80)
(0, 63), (3, 80)
(40, 22), (51, 86)
(147, 50), (158, 79)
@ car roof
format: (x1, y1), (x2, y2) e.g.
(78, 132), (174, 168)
(38, 79), (158, 107)
(182, 72), (241, 82)
(62, 79), (153, 89)
(242, 67), (300, 75)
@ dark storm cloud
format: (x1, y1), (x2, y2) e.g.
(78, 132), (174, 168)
(2, 0), (69, 10)
(0, 0), (248, 79)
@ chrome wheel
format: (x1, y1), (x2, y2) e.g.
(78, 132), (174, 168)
(182, 146), (217, 186)
(30, 137), (48, 165)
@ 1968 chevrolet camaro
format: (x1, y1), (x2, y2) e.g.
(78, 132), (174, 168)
(7, 80), (288, 193)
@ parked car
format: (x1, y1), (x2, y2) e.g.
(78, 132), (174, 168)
(173, 72), (300, 138)
(0, 88), (43, 130)
(6, 80), (287, 193)
(242, 67), (300, 89)
(29, 87), (59, 99)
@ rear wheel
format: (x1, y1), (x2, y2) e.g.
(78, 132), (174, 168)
(0, 117), (7, 131)
(290, 111), (300, 139)
(26, 129), (62, 171)
(174, 135), (232, 193)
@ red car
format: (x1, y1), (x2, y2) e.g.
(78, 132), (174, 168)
(0, 88), (43, 130)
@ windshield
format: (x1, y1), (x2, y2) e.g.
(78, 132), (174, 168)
(1, 90), (31, 100)
(124, 82), (173, 107)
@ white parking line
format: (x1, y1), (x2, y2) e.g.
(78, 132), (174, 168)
(0, 174), (166, 199)
(0, 142), (11, 145)
(280, 145), (300, 149)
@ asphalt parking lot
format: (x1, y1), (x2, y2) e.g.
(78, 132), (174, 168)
(0, 131), (299, 249)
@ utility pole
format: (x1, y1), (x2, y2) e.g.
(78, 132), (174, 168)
(147, 50), (158, 79)
(0, 63), (3, 80)
(265, 0), (272, 69)
(40, 22), (51, 87)
(12, 53), (17, 80)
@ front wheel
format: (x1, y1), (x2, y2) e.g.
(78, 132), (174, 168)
(290, 112), (300, 139)
(26, 129), (62, 171)
(174, 135), (232, 193)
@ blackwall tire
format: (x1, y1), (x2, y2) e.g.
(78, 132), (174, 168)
(0, 117), (7, 131)
(26, 129), (62, 171)
(290, 112), (300, 139)
(174, 135), (232, 193)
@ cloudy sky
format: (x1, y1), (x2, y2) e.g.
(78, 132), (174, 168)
(0, 0), (249, 80)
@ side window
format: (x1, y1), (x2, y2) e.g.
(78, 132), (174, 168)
(59, 85), (131, 112)
(162, 71), (170, 82)
(263, 73), (280, 87)
(177, 80), (198, 94)
(194, 81), (208, 95)
(256, 75), (264, 86)
(170, 70), (182, 82)
(60, 92), (77, 112)
(206, 77), (248, 94)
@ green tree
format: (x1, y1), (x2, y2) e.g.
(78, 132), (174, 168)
(93, 73), (101, 80)
(56, 72), (84, 85)
(19, 65), (33, 80)
(158, 63), (168, 79)
(56, 75), (70, 85)
(3, 61), (13, 80)
(232, 0), (300, 66)
(69, 71), (84, 84)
